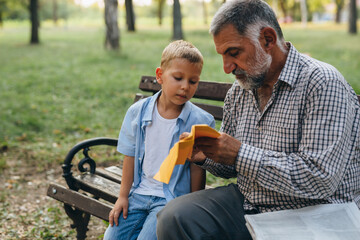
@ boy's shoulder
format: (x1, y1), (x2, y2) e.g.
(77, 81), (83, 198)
(127, 95), (154, 114)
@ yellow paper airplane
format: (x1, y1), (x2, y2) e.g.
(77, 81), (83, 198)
(153, 124), (220, 184)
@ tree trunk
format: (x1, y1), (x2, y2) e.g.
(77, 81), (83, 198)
(335, 0), (344, 24)
(172, 0), (183, 40)
(53, 0), (58, 25)
(30, 0), (39, 44)
(104, 0), (120, 50)
(125, 0), (135, 32)
(203, 0), (208, 25)
(279, 0), (288, 21)
(158, 0), (165, 26)
(0, 10), (3, 28)
(299, 0), (307, 27)
(349, 0), (357, 34)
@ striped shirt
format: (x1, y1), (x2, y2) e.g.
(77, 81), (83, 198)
(203, 43), (360, 212)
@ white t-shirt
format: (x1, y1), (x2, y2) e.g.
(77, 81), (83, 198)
(133, 103), (177, 198)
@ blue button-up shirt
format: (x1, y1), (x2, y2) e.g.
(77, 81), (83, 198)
(118, 91), (215, 201)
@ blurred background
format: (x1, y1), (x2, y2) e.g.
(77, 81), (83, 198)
(0, 0), (359, 239)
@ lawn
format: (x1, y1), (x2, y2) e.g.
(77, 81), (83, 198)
(0, 19), (359, 238)
(1, 20), (359, 170)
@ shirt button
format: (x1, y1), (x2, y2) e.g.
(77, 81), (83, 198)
(258, 127), (262, 131)
(139, 157), (142, 160)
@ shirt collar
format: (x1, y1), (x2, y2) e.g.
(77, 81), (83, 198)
(278, 42), (301, 88)
(142, 90), (192, 123)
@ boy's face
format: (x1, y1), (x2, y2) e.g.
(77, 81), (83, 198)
(156, 58), (202, 107)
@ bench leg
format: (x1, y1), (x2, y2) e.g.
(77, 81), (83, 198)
(64, 204), (90, 240)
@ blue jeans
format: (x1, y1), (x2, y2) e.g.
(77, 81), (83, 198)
(104, 193), (167, 240)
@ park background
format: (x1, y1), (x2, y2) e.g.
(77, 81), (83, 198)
(0, 0), (359, 239)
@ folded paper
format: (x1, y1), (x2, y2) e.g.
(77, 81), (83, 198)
(153, 124), (220, 184)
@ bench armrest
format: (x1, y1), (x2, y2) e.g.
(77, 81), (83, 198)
(62, 137), (118, 190)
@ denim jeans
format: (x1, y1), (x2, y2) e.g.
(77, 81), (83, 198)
(104, 193), (167, 240)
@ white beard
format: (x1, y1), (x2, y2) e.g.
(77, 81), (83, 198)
(233, 44), (272, 90)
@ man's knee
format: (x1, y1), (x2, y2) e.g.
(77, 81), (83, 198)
(157, 198), (187, 229)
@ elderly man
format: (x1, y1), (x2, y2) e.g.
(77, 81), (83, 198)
(156, 0), (360, 239)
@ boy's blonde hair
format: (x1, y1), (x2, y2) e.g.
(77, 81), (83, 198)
(160, 40), (203, 70)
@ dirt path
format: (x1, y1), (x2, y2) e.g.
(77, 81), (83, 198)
(0, 158), (107, 239)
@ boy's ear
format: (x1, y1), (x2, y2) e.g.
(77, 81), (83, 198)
(155, 67), (163, 84)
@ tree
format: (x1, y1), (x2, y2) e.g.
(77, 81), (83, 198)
(104, 0), (120, 50)
(299, 0), (307, 27)
(172, 0), (183, 40)
(157, 0), (165, 26)
(0, 0), (6, 27)
(30, 0), (39, 44)
(53, 0), (58, 25)
(203, 0), (208, 25)
(349, 0), (357, 34)
(279, 0), (287, 18)
(335, 0), (344, 23)
(125, 0), (135, 31)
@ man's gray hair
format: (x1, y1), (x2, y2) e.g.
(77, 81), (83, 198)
(210, 0), (285, 42)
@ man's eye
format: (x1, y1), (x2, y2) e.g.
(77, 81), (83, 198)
(174, 77), (182, 80)
(190, 80), (198, 85)
(229, 51), (239, 57)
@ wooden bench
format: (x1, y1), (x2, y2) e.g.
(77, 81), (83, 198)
(46, 75), (232, 240)
(46, 75), (360, 240)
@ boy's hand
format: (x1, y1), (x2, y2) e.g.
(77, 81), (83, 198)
(180, 132), (207, 163)
(109, 197), (129, 227)
(179, 132), (190, 140)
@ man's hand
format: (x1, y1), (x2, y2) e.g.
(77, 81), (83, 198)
(109, 196), (129, 227)
(195, 132), (241, 165)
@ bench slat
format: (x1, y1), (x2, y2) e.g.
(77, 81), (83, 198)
(47, 183), (112, 221)
(192, 102), (223, 120)
(104, 166), (123, 177)
(96, 167), (122, 184)
(75, 173), (120, 203)
(140, 76), (232, 101)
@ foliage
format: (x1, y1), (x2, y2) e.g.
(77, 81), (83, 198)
(39, 0), (75, 21)
(266, 0), (332, 21)
(307, 0), (332, 13)
(0, 0), (98, 22)
(0, 0), (28, 20)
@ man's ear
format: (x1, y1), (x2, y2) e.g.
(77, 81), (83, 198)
(155, 67), (163, 84)
(260, 27), (277, 51)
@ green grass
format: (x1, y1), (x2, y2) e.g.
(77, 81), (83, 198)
(0, 20), (359, 170)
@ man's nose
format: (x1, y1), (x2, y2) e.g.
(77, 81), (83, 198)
(223, 56), (236, 74)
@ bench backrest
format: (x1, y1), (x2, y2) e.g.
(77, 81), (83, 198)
(136, 76), (232, 120)
(137, 76), (360, 120)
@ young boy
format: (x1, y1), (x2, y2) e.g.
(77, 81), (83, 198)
(103, 40), (215, 240)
